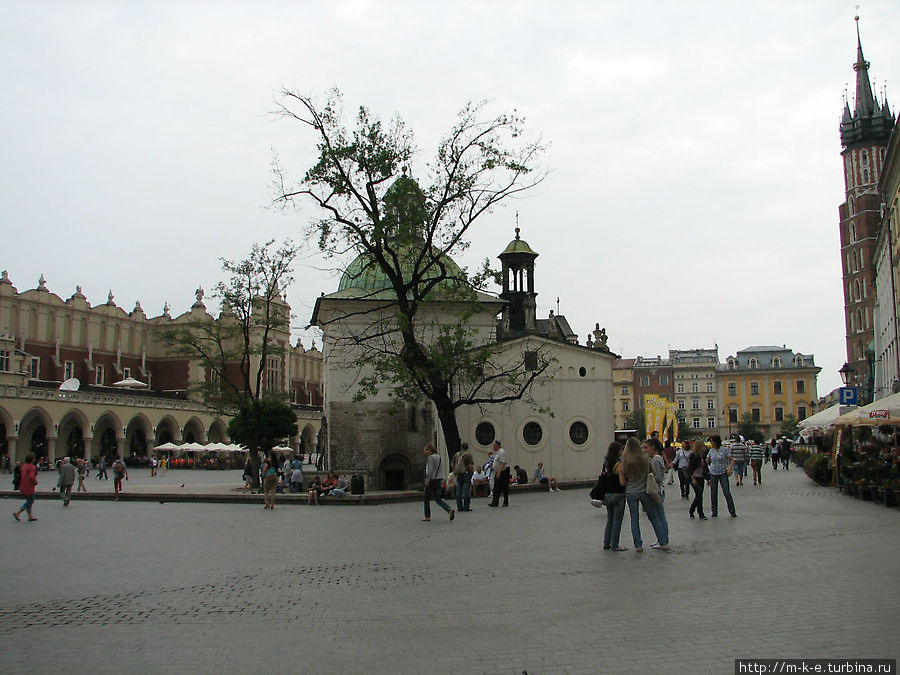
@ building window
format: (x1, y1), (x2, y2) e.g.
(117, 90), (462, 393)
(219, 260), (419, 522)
(691, 382), (699, 393)
(692, 417), (701, 429)
(750, 382), (759, 396)
(772, 356), (781, 368)
(621, 385), (629, 395)
(796, 380), (805, 394)
(569, 422), (589, 446)
(64, 361), (75, 380)
(0, 350), (9, 372)
(773, 380), (782, 394)
(728, 409), (738, 424)
(749, 358), (758, 369)
(123, 367), (131, 380)
(475, 422), (495, 446)
(523, 421), (543, 446)
(678, 400), (685, 410)
(640, 376), (650, 387)
(265, 356), (280, 392)
(659, 375), (669, 386)
(751, 408), (761, 422)
(28, 357), (40, 379)
(524, 351), (538, 371)
(692, 399), (700, 410)
(797, 406), (807, 420)
(707, 399), (715, 410)
(707, 417), (716, 428)
(774, 407), (784, 422)
(622, 400), (630, 412)
(677, 383), (684, 393)
(727, 382), (736, 396)
(706, 382), (714, 392)
(96, 364), (105, 385)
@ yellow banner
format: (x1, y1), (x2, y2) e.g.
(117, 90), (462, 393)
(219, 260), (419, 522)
(644, 394), (679, 441)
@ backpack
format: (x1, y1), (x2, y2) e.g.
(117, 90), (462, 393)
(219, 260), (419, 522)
(454, 454), (467, 475)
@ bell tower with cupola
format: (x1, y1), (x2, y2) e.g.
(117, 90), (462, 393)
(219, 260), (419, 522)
(838, 14), (894, 385)
(498, 227), (538, 339)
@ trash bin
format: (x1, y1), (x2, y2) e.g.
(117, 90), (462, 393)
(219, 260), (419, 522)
(350, 474), (365, 495)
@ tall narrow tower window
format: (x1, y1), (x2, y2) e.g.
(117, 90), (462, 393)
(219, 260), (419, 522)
(850, 222), (857, 242)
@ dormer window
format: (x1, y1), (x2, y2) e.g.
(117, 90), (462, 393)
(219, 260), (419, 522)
(772, 357), (781, 368)
(749, 358), (758, 369)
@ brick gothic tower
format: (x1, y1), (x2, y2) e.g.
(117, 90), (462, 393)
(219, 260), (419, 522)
(838, 16), (894, 387)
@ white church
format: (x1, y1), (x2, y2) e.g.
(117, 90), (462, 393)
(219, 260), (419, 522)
(312, 176), (616, 490)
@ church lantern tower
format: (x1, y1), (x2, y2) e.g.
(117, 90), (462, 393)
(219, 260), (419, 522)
(498, 227), (538, 339)
(838, 15), (894, 387)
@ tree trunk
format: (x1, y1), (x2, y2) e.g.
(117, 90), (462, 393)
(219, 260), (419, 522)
(435, 397), (462, 456)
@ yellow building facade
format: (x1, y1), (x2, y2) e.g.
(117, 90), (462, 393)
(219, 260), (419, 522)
(718, 346), (820, 440)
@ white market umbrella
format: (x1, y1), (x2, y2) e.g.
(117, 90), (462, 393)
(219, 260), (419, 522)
(798, 404), (844, 431)
(153, 442), (180, 451)
(112, 377), (148, 388)
(834, 392), (900, 426)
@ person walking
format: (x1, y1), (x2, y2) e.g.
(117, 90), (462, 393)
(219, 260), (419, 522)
(13, 453), (39, 522)
(97, 456), (108, 480)
(729, 435), (749, 486)
(662, 440), (677, 485)
(112, 456), (128, 500)
(487, 440), (510, 508)
(770, 439), (779, 470)
(452, 443), (474, 512)
(618, 437), (668, 552)
(422, 443), (454, 522)
(57, 456), (76, 507)
(290, 455), (304, 494)
(688, 440), (708, 520)
(707, 435), (737, 518)
(674, 440), (692, 500)
(749, 440), (765, 485)
(643, 437), (671, 550)
(601, 442), (627, 551)
(76, 458), (87, 492)
(262, 452), (279, 509)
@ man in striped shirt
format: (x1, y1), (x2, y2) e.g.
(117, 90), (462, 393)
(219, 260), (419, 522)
(748, 441), (765, 486)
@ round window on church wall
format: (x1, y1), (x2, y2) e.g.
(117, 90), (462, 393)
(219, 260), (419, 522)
(569, 421), (589, 445)
(522, 422), (543, 446)
(475, 422), (495, 446)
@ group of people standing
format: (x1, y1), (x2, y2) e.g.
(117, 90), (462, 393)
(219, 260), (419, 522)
(599, 433), (747, 551)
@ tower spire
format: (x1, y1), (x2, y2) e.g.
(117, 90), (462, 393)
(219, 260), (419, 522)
(852, 13), (876, 118)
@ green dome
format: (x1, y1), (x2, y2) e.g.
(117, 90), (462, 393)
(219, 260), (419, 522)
(338, 244), (465, 294)
(500, 228), (537, 256)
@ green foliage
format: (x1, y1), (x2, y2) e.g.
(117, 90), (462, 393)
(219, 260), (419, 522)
(803, 452), (830, 485)
(780, 413), (800, 438)
(623, 410), (646, 439)
(227, 398), (298, 454)
(160, 239), (298, 452)
(737, 413), (765, 443)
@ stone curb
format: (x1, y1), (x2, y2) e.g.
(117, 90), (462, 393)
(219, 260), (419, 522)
(0, 479), (594, 506)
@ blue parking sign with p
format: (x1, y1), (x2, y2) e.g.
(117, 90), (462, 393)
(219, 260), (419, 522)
(839, 387), (858, 405)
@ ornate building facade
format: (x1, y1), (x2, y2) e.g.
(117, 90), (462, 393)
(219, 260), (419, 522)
(0, 272), (323, 463)
(839, 17), (895, 396)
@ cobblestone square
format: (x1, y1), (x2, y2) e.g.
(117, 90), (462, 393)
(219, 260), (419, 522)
(2, 466), (898, 674)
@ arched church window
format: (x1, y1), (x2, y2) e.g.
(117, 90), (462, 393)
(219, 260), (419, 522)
(861, 150), (869, 166)
(854, 279), (861, 301)
(850, 222), (857, 243)
(849, 310), (855, 333)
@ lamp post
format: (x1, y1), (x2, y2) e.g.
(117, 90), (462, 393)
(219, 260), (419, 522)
(838, 362), (854, 388)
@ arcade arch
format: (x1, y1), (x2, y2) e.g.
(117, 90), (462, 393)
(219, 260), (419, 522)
(92, 411), (122, 461)
(57, 409), (90, 459)
(154, 415), (179, 446)
(208, 418), (228, 444)
(182, 416), (205, 444)
(125, 414), (153, 457)
(19, 407), (53, 461)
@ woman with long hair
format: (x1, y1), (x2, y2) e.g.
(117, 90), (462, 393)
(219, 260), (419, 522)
(602, 442), (627, 551)
(618, 437), (668, 552)
(422, 443), (454, 522)
(642, 437), (670, 550)
(688, 439), (708, 520)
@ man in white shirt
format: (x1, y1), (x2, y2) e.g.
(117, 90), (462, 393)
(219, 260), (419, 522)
(488, 441), (510, 508)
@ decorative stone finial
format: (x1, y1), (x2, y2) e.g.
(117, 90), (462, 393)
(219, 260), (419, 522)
(134, 300), (143, 313)
(37, 274), (48, 291)
(107, 290), (115, 305)
(163, 301), (171, 316)
(0, 270), (11, 285)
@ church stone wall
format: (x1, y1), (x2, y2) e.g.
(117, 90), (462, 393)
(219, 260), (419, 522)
(328, 401), (432, 490)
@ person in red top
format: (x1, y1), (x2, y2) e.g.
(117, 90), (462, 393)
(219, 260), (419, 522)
(13, 453), (38, 522)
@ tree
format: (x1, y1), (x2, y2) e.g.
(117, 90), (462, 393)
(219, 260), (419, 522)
(161, 240), (299, 478)
(780, 413), (800, 438)
(272, 89), (550, 454)
(623, 410), (646, 440)
(737, 413), (764, 443)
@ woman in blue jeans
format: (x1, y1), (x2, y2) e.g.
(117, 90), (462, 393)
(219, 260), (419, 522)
(601, 442), (627, 551)
(618, 437), (669, 552)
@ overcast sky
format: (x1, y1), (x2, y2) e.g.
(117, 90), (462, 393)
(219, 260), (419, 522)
(3, 1), (899, 395)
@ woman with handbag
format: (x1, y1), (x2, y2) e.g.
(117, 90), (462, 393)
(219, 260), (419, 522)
(618, 437), (668, 552)
(688, 439), (709, 520)
(422, 443), (454, 522)
(601, 442), (627, 551)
